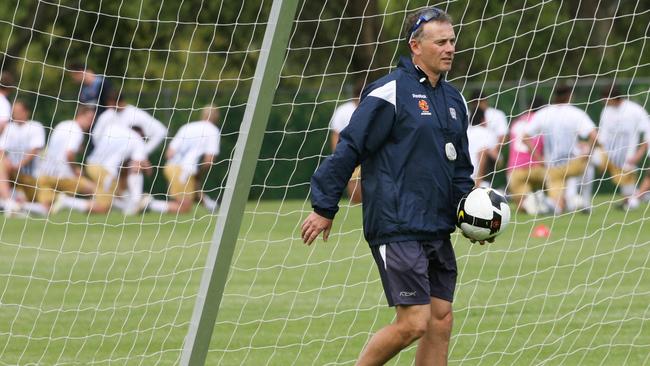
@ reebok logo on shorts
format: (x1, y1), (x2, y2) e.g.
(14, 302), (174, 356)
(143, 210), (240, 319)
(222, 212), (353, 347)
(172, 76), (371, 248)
(399, 291), (417, 297)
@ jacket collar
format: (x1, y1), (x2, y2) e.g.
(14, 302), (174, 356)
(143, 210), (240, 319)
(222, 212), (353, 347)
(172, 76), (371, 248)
(398, 56), (446, 87)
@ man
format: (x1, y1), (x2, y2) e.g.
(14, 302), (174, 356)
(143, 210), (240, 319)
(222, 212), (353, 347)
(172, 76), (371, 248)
(506, 97), (548, 214)
(635, 118), (650, 203)
(68, 64), (113, 116)
(93, 94), (167, 155)
(594, 85), (649, 210)
(0, 72), (14, 135)
(522, 85), (599, 213)
(109, 97), (167, 157)
(35, 106), (96, 211)
(0, 98), (23, 216)
(92, 95), (165, 209)
(0, 161), (20, 216)
(467, 106), (499, 187)
(53, 123), (148, 214)
(301, 8), (475, 365)
(145, 105), (220, 214)
(330, 81), (364, 203)
(470, 90), (508, 186)
(471, 90), (508, 145)
(0, 100), (46, 203)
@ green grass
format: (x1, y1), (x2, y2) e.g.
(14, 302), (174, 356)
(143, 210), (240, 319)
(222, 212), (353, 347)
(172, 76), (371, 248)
(0, 198), (649, 365)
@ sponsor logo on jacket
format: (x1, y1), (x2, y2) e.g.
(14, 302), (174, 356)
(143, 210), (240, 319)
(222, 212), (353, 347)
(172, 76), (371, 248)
(418, 99), (431, 116)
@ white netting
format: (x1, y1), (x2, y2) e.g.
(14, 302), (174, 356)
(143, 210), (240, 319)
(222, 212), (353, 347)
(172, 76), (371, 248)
(0, 0), (648, 365)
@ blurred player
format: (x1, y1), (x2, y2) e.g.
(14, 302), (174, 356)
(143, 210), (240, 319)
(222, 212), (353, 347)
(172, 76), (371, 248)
(35, 106), (96, 211)
(330, 81), (364, 204)
(67, 64), (113, 116)
(0, 95), (22, 216)
(0, 164), (19, 216)
(467, 106), (498, 187)
(92, 94), (166, 210)
(53, 124), (148, 214)
(506, 97), (549, 214)
(145, 105), (220, 214)
(0, 72), (14, 135)
(93, 95), (167, 157)
(0, 100), (46, 205)
(470, 90), (508, 187)
(471, 90), (508, 144)
(594, 85), (649, 210)
(116, 98), (167, 156)
(635, 119), (650, 203)
(522, 85), (599, 213)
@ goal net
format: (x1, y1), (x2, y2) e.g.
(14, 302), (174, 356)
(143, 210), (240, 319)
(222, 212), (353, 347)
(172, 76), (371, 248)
(1, 0), (648, 365)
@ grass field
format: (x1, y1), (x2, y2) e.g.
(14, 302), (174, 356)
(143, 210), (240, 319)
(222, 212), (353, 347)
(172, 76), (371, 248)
(0, 197), (648, 365)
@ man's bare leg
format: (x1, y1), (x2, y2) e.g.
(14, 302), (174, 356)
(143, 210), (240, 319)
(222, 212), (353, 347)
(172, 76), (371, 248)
(415, 297), (453, 366)
(356, 304), (430, 366)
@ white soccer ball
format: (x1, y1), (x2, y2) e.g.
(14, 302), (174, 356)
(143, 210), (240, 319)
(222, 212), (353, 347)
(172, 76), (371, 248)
(457, 187), (511, 241)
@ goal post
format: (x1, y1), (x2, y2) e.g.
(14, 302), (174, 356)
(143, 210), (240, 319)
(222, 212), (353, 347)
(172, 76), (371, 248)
(180, 0), (300, 365)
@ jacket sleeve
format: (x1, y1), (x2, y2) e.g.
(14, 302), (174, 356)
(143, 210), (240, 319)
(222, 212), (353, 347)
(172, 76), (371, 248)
(452, 104), (475, 206)
(311, 86), (397, 219)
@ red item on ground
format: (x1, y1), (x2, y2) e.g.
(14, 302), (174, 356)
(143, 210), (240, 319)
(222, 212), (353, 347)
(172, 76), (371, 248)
(532, 224), (550, 238)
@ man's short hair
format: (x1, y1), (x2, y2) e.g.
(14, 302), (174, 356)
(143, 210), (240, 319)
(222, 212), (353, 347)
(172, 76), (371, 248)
(471, 89), (486, 102)
(201, 105), (220, 124)
(602, 84), (623, 100)
(0, 72), (15, 91)
(470, 105), (485, 126)
(553, 84), (572, 103)
(67, 63), (86, 72)
(404, 7), (453, 44)
(530, 96), (545, 111)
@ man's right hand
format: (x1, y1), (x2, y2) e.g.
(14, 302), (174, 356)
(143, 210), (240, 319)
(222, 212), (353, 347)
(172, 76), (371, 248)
(301, 212), (333, 246)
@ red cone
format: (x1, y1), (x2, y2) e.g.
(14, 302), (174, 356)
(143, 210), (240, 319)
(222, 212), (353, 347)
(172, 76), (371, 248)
(532, 224), (550, 238)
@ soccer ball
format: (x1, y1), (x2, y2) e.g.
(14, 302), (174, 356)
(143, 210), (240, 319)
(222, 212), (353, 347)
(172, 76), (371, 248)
(457, 187), (511, 241)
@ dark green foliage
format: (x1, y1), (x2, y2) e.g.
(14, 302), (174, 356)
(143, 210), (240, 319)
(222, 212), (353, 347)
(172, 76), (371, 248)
(0, 1), (647, 199)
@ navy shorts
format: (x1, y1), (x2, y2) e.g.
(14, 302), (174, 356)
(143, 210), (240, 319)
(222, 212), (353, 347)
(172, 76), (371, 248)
(370, 239), (457, 306)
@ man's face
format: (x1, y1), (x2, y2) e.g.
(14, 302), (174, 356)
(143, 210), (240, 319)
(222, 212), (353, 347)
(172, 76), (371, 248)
(411, 21), (456, 75)
(70, 70), (85, 84)
(11, 103), (30, 124)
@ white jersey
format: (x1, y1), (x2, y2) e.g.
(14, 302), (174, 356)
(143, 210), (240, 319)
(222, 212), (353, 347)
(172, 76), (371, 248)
(599, 99), (650, 167)
(168, 121), (220, 178)
(0, 120), (46, 176)
(0, 94), (11, 127)
(91, 107), (119, 143)
(329, 101), (357, 133)
(525, 104), (596, 167)
(87, 124), (146, 177)
(39, 120), (85, 178)
(467, 125), (498, 179)
(485, 107), (508, 139)
(117, 105), (167, 155)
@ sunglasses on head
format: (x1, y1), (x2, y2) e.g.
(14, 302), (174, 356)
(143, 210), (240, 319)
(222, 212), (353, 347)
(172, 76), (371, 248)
(408, 7), (444, 42)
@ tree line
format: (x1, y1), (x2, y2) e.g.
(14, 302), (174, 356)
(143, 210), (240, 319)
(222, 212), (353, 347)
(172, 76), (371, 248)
(0, 0), (647, 199)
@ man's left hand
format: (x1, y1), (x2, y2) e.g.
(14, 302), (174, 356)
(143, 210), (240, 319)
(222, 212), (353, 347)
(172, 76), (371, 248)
(462, 232), (495, 245)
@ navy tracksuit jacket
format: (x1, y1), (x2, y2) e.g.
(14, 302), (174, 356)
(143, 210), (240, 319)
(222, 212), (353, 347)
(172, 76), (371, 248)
(311, 56), (474, 246)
